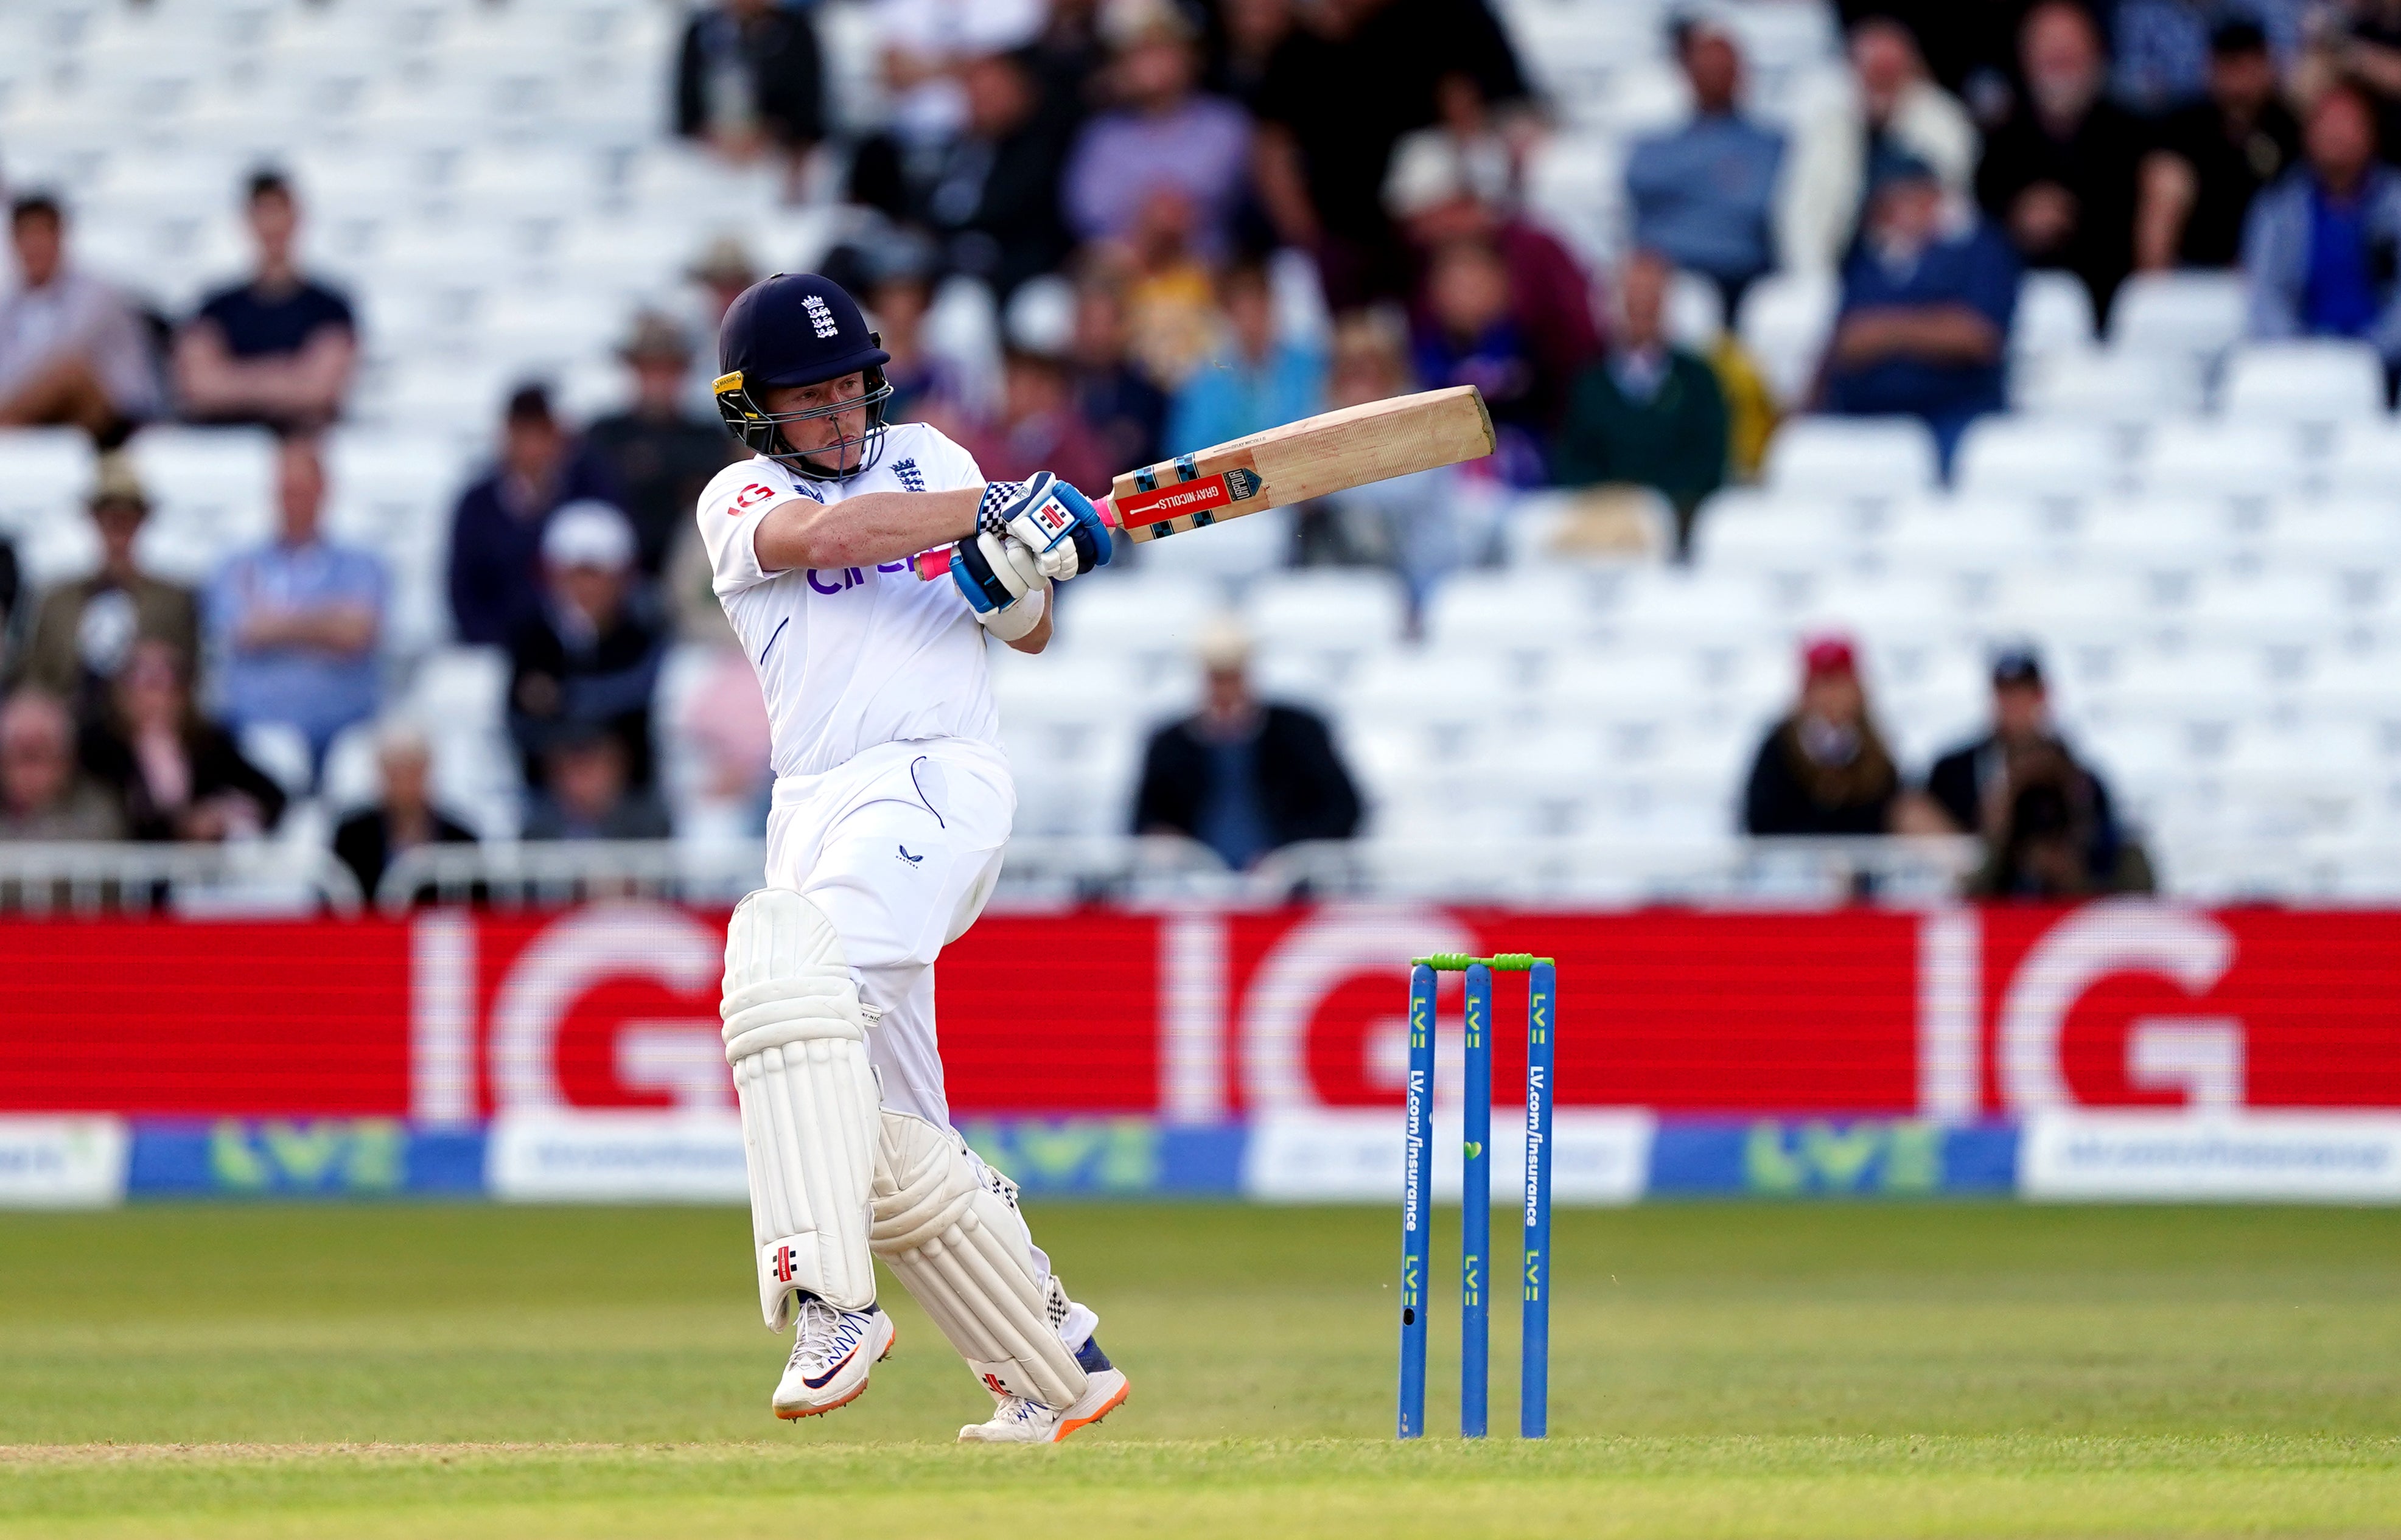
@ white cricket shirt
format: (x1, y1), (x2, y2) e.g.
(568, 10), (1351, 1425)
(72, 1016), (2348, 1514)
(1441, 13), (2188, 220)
(696, 421), (999, 779)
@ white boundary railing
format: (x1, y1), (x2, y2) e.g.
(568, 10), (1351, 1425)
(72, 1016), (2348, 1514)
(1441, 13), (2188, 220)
(4, 834), (2397, 912)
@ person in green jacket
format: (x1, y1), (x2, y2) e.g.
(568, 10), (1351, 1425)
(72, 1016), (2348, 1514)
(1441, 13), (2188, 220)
(1550, 248), (1730, 555)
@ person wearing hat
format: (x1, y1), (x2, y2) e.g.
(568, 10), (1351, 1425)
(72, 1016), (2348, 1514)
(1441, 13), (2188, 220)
(1923, 646), (2145, 893)
(1063, 0), (1253, 264)
(696, 270), (1124, 1440)
(1743, 634), (1903, 837)
(506, 500), (664, 795)
(1822, 149), (2017, 473)
(206, 435), (387, 770)
(1131, 618), (1362, 870)
(10, 454), (199, 709)
(1778, 19), (1978, 277)
(585, 312), (741, 578)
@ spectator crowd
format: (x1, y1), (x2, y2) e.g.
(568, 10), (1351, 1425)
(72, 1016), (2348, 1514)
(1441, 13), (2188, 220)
(10, 0), (2388, 901)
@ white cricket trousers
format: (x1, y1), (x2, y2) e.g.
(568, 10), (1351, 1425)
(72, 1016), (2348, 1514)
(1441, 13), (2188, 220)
(763, 736), (1012, 1133)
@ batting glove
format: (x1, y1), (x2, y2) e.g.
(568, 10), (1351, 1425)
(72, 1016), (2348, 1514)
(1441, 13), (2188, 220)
(979, 472), (1115, 582)
(946, 531), (1049, 641)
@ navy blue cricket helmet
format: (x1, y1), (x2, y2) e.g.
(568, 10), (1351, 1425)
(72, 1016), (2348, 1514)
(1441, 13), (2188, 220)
(715, 273), (895, 481)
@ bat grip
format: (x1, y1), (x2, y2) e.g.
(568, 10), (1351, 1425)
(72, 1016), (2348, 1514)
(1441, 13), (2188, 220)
(910, 495), (1119, 581)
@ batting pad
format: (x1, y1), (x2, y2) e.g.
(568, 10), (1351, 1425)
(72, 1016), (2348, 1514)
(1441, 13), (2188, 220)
(723, 888), (882, 1326)
(870, 1109), (1091, 1410)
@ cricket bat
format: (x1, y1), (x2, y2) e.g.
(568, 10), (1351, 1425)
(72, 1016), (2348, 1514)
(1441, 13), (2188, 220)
(912, 385), (1494, 580)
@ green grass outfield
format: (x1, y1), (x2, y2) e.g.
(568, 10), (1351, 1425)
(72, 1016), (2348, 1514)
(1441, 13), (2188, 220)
(2, 1202), (2397, 1538)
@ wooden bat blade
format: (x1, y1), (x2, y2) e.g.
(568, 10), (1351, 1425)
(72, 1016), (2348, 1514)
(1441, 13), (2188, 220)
(1108, 385), (1494, 542)
(910, 386), (1493, 579)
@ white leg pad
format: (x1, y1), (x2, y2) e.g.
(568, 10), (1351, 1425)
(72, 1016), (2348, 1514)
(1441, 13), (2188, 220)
(870, 1109), (1091, 1410)
(724, 888), (881, 1326)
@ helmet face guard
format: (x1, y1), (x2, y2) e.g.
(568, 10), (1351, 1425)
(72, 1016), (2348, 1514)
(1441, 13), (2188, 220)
(715, 355), (895, 482)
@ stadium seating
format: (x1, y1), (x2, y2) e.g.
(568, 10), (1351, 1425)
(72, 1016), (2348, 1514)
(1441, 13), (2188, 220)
(1, 0), (2396, 899)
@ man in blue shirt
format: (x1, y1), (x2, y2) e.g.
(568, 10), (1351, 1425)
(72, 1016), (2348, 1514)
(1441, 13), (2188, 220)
(1624, 18), (1785, 317)
(1165, 259), (1325, 456)
(175, 172), (357, 433)
(208, 437), (386, 768)
(2242, 80), (2401, 384)
(1822, 155), (2018, 472)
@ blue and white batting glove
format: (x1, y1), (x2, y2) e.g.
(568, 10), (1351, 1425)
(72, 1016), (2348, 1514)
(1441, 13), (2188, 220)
(979, 471), (1115, 582)
(946, 532), (1049, 641)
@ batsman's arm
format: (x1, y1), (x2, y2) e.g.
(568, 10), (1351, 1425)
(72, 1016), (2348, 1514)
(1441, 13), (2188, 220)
(751, 488), (982, 573)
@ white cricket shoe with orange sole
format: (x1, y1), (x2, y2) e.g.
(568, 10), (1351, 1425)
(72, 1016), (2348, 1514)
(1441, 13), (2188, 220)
(956, 1339), (1128, 1444)
(773, 1300), (894, 1420)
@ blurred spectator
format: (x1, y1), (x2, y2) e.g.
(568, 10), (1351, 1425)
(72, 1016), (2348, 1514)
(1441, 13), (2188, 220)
(1118, 186), (1230, 386)
(0, 195), (161, 441)
(12, 456), (198, 709)
(1064, 1), (1253, 264)
(1213, 0), (1297, 103)
(672, 644), (774, 840)
(1976, 1), (2148, 321)
(448, 385), (623, 647)
(1823, 156), (2018, 471)
(1553, 250), (1731, 552)
(1839, 0), (2033, 127)
(679, 237), (761, 419)
(1069, 271), (1169, 471)
(2114, 0), (2226, 113)
(919, 49), (1080, 302)
(0, 538), (18, 671)
(1253, 0), (1532, 307)
(842, 231), (973, 433)
(331, 722), (477, 901)
(206, 437), (385, 768)
(1133, 621), (1361, 869)
(1313, 310), (1484, 604)
(508, 503), (664, 793)
(874, 0), (1047, 150)
(2137, 21), (2301, 270)
(968, 344), (1117, 496)
(2305, 0), (2401, 156)
(1742, 635), (1901, 837)
(1624, 19), (1786, 312)
(0, 687), (124, 840)
(675, 0), (827, 195)
(1410, 239), (1548, 483)
(1386, 132), (1601, 429)
(1924, 647), (2149, 896)
(1166, 259), (1325, 456)
(77, 639), (285, 843)
(524, 730), (672, 841)
(585, 313), (736, 578)
(1782, 19), (1980, 274)
(2242, 80), (2401, 379)
(173, 172), (358, 433)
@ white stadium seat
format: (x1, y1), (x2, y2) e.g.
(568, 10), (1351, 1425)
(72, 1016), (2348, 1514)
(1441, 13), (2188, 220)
(1951, 416), (2119, 501)
(2133, 419), (2307, 503)
(2220, 341), (2387, 424)
(1763, 416), (1940, 499)
(1735, 270), (1838, 406)
(2109, 270), (2249, 368)
(2014, 347), (2201, 422)
(2013, 270), (2095, 361)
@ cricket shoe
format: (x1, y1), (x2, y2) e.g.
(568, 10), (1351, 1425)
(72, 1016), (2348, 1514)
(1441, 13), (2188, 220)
(773, 1298), (895, 1420)
(956, 1337), (1128, 1444)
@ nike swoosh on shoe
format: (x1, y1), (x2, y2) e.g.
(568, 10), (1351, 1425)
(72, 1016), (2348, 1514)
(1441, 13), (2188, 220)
(801, 1339), (865, 1390)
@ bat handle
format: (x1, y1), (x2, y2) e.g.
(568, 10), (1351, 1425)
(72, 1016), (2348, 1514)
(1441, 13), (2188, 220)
(911, 495), (1120, 581)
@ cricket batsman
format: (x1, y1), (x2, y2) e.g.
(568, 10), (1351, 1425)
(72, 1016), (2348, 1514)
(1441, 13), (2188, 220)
(696, 271), (1125, 1442)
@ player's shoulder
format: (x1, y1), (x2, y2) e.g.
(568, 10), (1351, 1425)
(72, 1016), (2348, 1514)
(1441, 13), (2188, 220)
(879, 422), (982, 490)
(698, 455), (817, 516)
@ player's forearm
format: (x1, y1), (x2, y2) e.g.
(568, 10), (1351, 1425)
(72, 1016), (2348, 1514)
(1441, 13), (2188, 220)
(752, 488), (981, 572)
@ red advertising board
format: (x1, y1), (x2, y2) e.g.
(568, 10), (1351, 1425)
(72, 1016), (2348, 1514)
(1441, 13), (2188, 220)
(3, 902), (2398, 1118)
